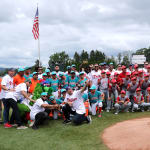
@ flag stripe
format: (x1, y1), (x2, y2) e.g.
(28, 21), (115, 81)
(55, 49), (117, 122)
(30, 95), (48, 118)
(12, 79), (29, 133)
(32, 8), (39, 40)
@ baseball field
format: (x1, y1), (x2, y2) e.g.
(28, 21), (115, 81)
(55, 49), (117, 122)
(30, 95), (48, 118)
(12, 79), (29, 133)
(0, 112), (149, 150)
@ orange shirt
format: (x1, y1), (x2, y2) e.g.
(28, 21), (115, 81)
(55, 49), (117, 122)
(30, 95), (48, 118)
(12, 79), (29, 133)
(29, 78), (39, 94)
(13, 74), (25, 86)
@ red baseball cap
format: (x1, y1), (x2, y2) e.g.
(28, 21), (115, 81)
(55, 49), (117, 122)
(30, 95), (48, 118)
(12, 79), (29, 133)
(138, 70), (143, 74)
(147, 65), (150, 69)
(136, 88), (141, 92)
(131, 77), (136, 81)
(147, 87), (150, 91)
(101, 71), (106, 74)
(114, 72), (118, 76)
(134, 64), (138, 68)
(122, 65), (126, 69)
(126, 72), (130, 76)
(106, 71), (111, 75)
(111, 79), (117, 83)
(144, 74), (149, 77)
(121, 90), (126, 94)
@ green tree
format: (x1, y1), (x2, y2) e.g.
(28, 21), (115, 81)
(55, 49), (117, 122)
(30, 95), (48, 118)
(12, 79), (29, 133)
(122, 56), (130, 66)
(117, 53), (122, 64)
(48, 51), (69, 71)
(80, 50), (89, 62)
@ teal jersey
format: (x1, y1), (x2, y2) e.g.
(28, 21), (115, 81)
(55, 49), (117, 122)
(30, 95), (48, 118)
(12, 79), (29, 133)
(88, 91), (102, 103)
(59, 96), (65, 101)
(59, 76), (68, 89)
(82, 93), (88, 102)
(24, 74), (32, 80)
(47, 99), (63, 105)
(68, 76), (78, 88)
(78, 78), (88, 87)
(49, 78), (59, 92)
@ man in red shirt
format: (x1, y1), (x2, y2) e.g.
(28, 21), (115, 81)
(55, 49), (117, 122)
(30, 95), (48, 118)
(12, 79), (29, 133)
(119, 66), (127, 79)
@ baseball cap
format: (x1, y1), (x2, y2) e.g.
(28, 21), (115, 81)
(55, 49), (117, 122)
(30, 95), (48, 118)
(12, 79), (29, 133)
(144, 74), (149, 77)
(134, 64), (138, 68)
(138, 70), (143, 74)
(147, 87), (150, 91)
(67, 66), (71, 70)
(147, 65), (150, 69)
(79, 72), (84, 75)
(71, 71), (75, 74)
(126, 72), (130, 76)
(111, 79), (117, 83)
(42, 73), (47, 76)
(32, 72), (38, 76)
(49, 96), (55, 101)
(41, 92), (48, 96)
(101, 71), (106, 74)
(136, 88), (141, 92)
(18, 68), (24, 72)
(24, 67), (31, 70)
(59, 72), (64, 77)
(103, 62), (106, 65)
(109, 62), (113, 65)
(94, 64), (99, 67)
(106, 71), (111, 75)
(131, 77), (136, 81)
(121, 90), (126, 94)
(122, 65), (126, 69)
(61, 89), (66, 93)
(72, 64), (76, 67)
(114, 72), (118, 76)
(51, 71), (56, 75)
(45, 69), (50, 73)
(90, 85), (97, 90)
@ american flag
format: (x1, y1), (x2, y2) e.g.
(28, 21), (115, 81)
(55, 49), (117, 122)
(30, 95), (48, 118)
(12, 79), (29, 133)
(32, 7), (39, 40)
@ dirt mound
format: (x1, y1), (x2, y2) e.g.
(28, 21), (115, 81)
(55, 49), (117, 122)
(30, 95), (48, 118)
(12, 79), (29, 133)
(102, 118), (150, 150)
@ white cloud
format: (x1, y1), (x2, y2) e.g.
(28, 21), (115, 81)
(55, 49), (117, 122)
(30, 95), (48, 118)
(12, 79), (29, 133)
(0, 0), (150, 68)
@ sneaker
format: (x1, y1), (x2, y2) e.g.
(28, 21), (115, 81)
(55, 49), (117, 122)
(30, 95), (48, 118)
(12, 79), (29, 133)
(17, 126), (28, 130)
(141, 109), (144, 112)
(32, 125), (39, 130)
(87, 115), (92, 124)
(147, 108), (150, 112)
(4, 123), (12, 128)
(106, 110), (110, 112)
(63, 119), (71, 124)
(29, 121), (35, 127)
(98, 114), (102, 118)
(11, 124), (18, 127)
(114, 112), (118, 115)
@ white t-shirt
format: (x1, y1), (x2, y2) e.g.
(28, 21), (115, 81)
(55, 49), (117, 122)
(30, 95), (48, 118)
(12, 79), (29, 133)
(90, 70), (100, 89)
(38, 74), (43, 80)
(30, 98), (48, 120)
(12, 83), (27, 102)
(64, 90), (85, 114)
(1, 74), (14, 99)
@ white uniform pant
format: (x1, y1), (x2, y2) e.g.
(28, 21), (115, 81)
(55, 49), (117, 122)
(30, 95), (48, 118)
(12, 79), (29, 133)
(133, 103), (150, 111)
(114, 102), (131, 113)
(89, 102), (103, 115)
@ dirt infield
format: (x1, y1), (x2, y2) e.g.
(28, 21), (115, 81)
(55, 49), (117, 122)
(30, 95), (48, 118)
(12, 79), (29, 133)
(102, 118), (150, 150)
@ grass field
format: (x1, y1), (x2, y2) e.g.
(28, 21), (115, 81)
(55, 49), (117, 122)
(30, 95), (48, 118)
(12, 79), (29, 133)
(0, 111), (150, 150)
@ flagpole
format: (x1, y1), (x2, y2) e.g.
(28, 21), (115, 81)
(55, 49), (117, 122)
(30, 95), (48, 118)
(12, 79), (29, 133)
(37, 3), (41, 67)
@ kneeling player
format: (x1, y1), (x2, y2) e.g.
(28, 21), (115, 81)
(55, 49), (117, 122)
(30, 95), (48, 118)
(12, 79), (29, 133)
(30, 92), (58, 130)
(62, 83), (91, 125)
(132, 88), (149, 112)
(88, 85), (104, 117)
(114, 90), (131, 115)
